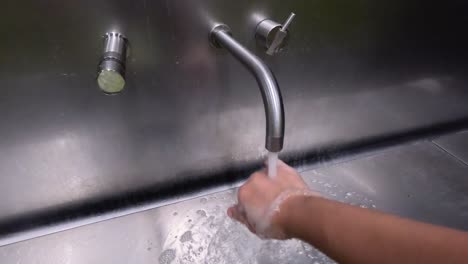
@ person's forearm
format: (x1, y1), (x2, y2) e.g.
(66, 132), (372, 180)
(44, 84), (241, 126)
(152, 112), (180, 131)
(281, 195), (468, 264)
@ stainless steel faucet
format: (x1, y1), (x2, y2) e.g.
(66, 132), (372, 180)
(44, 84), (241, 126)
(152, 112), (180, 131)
(256, 12), (296, 55)
(210, 24), (285, 152)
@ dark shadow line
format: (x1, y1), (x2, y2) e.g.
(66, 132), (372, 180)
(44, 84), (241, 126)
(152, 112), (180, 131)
(1, 116), (467, 238)
(431, 141), (468, 167)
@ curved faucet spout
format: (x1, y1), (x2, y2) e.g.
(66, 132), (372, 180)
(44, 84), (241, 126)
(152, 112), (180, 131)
(210, 25), (285, 152)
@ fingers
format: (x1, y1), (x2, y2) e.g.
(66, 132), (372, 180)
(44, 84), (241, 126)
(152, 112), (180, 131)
(277, 159), (296, 172)
(227, 205), (256, 234)
(265, 158), (286, 167)
(227, 205), (247, 224)
(251, 170), (268, 181)
(238, 171), (267, 199)
(258, 167), (267, 174)
(248, 168), (268, 181)
(227, 206), (235, 218)
(265, 159), (295, 174)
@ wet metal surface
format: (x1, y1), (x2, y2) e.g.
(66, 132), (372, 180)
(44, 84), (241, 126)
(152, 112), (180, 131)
(302, 142), (468, 231)
(1, 139), (468, 263)
(2, 0), (468, 248)
(432, 131), (468, 165)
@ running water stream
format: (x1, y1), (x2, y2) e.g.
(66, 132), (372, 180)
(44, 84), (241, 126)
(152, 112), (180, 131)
(267, 151), (279, 178)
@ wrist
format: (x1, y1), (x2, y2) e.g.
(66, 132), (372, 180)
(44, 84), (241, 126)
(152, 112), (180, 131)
(274, 192), (320, 238)
(277, 194), (305, 237)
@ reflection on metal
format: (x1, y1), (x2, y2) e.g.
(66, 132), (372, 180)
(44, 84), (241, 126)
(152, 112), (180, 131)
(97, 32), (129, 94)
(2, 140), (468, 263)
(256, 12), (295, 55)
(432, 131), (468, 165)
(210, 24), (285, 152)
(1, 0), (468, 251)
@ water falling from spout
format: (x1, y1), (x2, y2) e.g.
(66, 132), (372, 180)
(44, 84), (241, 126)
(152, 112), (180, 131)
(267, 151), (279, 178)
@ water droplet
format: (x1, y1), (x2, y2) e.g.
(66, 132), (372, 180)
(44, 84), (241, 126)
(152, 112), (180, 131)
(196, 209), (207, 217)
(180, 231), (193, 243)
(198, 247), (204, 252)
(159, 249), (176, 264)
(346, 192), (352, 197)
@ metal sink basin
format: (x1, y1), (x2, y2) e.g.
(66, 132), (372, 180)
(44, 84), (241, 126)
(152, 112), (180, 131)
(2, 0), (468, 262)
(1, 132), (468, 263)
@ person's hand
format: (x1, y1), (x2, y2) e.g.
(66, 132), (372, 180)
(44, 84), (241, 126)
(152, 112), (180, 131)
(227, 160), (318, 239)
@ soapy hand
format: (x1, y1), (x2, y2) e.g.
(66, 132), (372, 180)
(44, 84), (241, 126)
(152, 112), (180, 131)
(227, 160), (318, 239)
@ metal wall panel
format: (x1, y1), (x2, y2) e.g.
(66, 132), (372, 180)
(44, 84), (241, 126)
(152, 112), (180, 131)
(1, 0), (468, 244)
